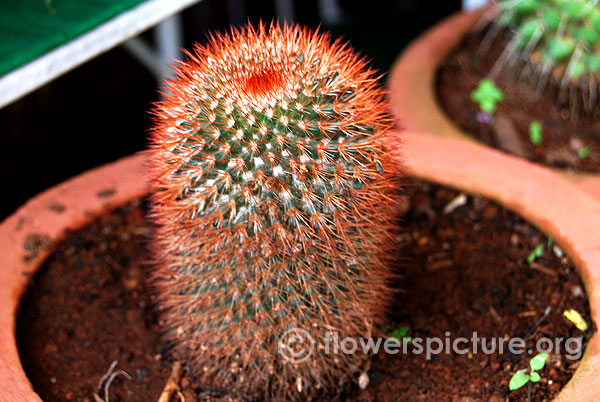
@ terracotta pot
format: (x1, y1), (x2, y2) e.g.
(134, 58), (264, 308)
(387, 7), (600, 202)
(0, 153), (148, 401)
(1, 133), (599, 400)
(400, 130), (600, 402)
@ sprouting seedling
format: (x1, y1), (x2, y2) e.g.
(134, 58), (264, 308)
(527, 243), (545, 263)
(509, 353), (549, 391)
(471, 78), (505, 114)
(578, 145), (592, 159)
(389, 324), (413, 344)
(529, 120), (543, 145)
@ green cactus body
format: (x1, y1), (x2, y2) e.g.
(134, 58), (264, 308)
(148, 23), (400, 399)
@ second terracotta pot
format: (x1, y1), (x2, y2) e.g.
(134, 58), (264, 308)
(387, 7), (600, 201)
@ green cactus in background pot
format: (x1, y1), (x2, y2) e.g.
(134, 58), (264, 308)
(491, 0), (600, 106)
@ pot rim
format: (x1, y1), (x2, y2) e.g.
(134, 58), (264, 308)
(0, 152), (149, 401)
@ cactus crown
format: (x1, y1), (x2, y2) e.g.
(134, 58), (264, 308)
(491, 0), (600, 103)
(148, 22), (400, 399)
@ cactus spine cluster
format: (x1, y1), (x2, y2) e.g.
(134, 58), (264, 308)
(490, 0), (600, 105)
(148, 23), (400, 399)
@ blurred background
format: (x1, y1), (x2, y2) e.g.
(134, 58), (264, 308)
(0, 0), (480, 220)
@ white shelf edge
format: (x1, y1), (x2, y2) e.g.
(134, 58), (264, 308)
(0, 0), (201, 109)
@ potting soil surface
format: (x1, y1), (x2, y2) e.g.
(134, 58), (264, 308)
(17, 179), (594, 401)
(437, 28), (600, 173)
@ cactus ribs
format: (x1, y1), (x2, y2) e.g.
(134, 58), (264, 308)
(147, 22), (402, 399)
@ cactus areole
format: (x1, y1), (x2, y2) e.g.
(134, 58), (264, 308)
(148, 23), (401, 399)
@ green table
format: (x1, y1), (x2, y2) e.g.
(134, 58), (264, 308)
(0, 0), (201, 108)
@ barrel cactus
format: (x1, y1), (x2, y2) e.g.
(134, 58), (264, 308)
(489, 0), (600, 105)
(148, 22), (400, 399)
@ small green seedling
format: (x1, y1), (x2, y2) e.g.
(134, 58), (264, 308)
(509, 353), (549, 391)
(389, 324), (413, 344)
(471, 78), (504, 114)
(527, 243), (545, 264)
(529, 121), (543, 146)
(578, 145), (592, 159)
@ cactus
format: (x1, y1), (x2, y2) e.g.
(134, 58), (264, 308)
(487, 0), (600, 106)
(148, 22), (400, 399)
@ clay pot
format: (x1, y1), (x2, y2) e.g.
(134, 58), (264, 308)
(400, 130), (600, 402)
(0, 153), (148, 401)
(1, 132), (599, 400)
(387, 7), (600, 201)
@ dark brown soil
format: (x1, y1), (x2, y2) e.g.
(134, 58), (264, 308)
(16, 200), (174, 402)
(354, 180), (594, 402)
(436, 28), (600, 173)
(17, 180), (594, 401)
